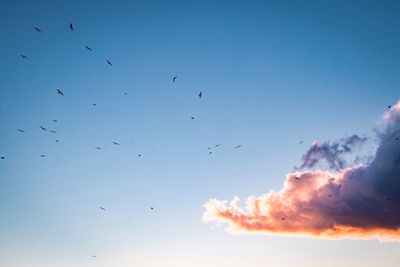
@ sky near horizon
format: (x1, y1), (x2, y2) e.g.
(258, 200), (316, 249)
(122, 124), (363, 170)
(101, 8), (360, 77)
(0, 0), (400, 266)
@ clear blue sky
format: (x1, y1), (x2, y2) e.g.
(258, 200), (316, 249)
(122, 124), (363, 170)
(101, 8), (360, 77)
(0, 0), (399, 266)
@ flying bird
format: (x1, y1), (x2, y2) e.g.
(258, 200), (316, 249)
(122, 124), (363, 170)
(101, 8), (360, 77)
(17, 128), (25, 133)
(207, 147), (212, 150)
(395, 137), (399, 141)
(33, 27), (42, 32)
(92, 103), (96, 106)
(281, 217), (286, 221)
(138, 154), (142, 157)
(95, 147), (101, 150)
(55, 140), (59, 143)
(235, 145), (242, 149)
(172, 76), (177, 82)
(85, 46), (92, 52)
(20, 54), (28, 59)
(91, 255), (97, 258)
(69, 23), (73, 31)
(388, 105), (392, 109)
(50, 130), (57, 133)
(387, 197), (392, 201)
(124, 92), (128, 95)
(215, 144), (221, 147)
(294, 176), (301, 180)
(40, 126), (47, 131)
(99, 207), (106, 211)
(198, 91), (202, 99)
(112, 142), (120, 145)
(57, 89), (64, 96)
(106, 59), (112, 66)
(191, 116), (195, 120)
(150, 207), (154, 210)
(208, 151), (213, 154)
(53, 119), (58, 123)
(328, 194), (332, 197)
(1, 156), (5, 159)
(298, 140), (304, 144)
(40, 154), (45, 157)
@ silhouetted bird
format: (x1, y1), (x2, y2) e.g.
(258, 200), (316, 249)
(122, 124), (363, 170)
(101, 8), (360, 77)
(17, 128), (25, 133)
(99, 207), (106, 211)
(40, 154), (45, 157)
(53, 119), (58, 123)
(55, 140), (59, 143)
(57, 89), (64, 96)
(215, 144), (220, 147)
(387, 197), (392, 201)
(106, 59), (112, 66)
(150, 207), (154, 210)
(395, 137), (399, 141)
(138, 154), (142, 157)
(191, 116), (195, 120)
(235, 145), (242, 149)
(34, 27), (42, 32)
(20, 54), (28, 59)
(40, 126), (47, 131)
(208, 151), (213, 154)
(172, 76), (177, 82)
(294, 177), (301, 180)
(207, 147), (212, 150)
(328, 194), (332, 197)
(85, 46), (92, 51)
(112, 142), (120, 145)
(298, 140), (304, 144)
(1, 156), (5, 159)
(388, 105), (392, 109)
(69, 23), (73, 31)
(91, 255), (97, 258)
(281, 217), (286, 220)
(95, 147), (101, 150)
(50, 130), (56, 133)
(198, 91), (202, 98)
(92, 103), (96, 106)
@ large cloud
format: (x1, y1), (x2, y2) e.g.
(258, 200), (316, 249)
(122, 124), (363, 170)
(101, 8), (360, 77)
(203, 102), (400, 241)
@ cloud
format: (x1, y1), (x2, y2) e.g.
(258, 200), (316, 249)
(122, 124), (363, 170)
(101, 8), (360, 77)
(203, 102), (400, 241)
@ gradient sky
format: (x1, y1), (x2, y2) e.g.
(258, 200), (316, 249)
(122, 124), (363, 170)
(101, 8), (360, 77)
(0, 0), (400, 266)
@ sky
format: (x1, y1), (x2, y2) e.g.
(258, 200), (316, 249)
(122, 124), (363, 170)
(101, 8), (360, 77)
(0, 0), (399, 266)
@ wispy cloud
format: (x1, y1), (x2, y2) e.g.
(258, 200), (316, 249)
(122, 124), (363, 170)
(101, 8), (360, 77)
(203, 102), (400, 241)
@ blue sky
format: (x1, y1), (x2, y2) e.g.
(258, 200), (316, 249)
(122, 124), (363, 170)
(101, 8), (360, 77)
(0, 1), (399, 266)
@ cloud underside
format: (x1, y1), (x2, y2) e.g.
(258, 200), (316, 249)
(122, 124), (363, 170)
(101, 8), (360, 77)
(203, 102), (400, 241)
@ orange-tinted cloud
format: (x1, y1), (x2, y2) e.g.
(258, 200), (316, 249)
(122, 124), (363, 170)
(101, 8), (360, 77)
(203, 101), (400, 241)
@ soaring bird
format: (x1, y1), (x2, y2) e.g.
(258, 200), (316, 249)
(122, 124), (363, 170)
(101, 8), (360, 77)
(294, 176), (301, 180)
(40, 126), (47, 131)
(69, 23), (73, 31)
(298, 140), (304, 144)
(95, 147), (101, 150)
(17, 128), (25, 133)
(395, 137), (399, 141)
(112, 142), (120, 145)
(33, 27), (42, 32)
(198, 91), (202, 99)
(138, 154), (142, 157)
(91, 255), (97, 258)
(106, 59), (112, 66)
(92, 103), (96, 106)
(124, 92), (128, 95)
(40, 154), (45, 157)
(57, 89), (64, 96)
(388, 105), (392, 109)
(215, 144), (220, 147)
(85, 46), (92, 51)
(235, 145), (242, 149)
(150, 207), (154, 210)
(191, 116), (195, 120)
(50, 130), (57, 133)
(1, 156), (5, 159)
(207, 147), (212, 150)
(99, 207), (106, 211)
(281, 217), (286, 220)
(55, 140), (60, 143)
(172, 76), (177, 83)
(20, 54), (28, 59)
(328, 194), (332, 197)
(208, 151), (213, 154)
(53, 119), (58, 123)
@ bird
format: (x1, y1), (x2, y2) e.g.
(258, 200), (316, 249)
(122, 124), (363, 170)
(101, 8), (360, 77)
(106, 59), (112, 66)
(215, 144), (220, 147)
(298, 140), (304, 144)
(388, 105), (392, 109)
(281, 217), (286, 220)
(150, 207), (154, 210)
(53, 119), (58, 123)
(198, 91), (202, 98)
(20, 54), (28, 59)
(91, 255), (97, 258)
(95, 147), (101, 150)
(191, 116), (195, 120)
(235, 145), (242, 149)
(207, 147), (212, 150)
(395, 137), (399, 141)
(57, 89), (64, 96)
(40, 154), (45, 157)
(69, 23), (73, 31)
(92, 103), (96, 106)
(124, 92), (128, 95)
(387, 197), (392, 201)
(33, 27), (42, 32)
(50, 130), (57, 133)
(0, 156), (5, 159)
(172, 76), (177, 83)
(99, 207), (106, 211)
(85, 46), (92, 51)
(112, 142), (120, 145)
(55, 140), (59, 143)
(138, 154), (142, 157)
(208, 151), (213, 154)
(328, 194), (332, 197)
(40, 126), (47, 131)
(17, 128), (25, 133)
(294, 176), (301, 180)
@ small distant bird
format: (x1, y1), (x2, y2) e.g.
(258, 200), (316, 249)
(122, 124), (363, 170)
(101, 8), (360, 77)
(50, 130), (56, 133)
(328, 194), (332, 197)
(150, 207), (154, 210)
(388, 105), (392, 109)
(191, 116), (195, 120)
(17, 128), (25, 133)
(281, 217), (286, 220)
(0, 156), (5, 159)
(208, 151), (213, 154)
(92, 103), (96, 106)
(95, 147), (101, 150)
(215, 144), (220, 147)
(294, 176), (301, 180)
(91, 255), (97, 258)
(69, 23), (73, 31)
(106, 59), (112, 66)
(138, 154), (142, 157)
(112, 142), (120, 145)
(40, 126), (47, 131)
(395, 137), (399, 141)
(55, 140), (59, 142)
(172, 76), (177, 83)
(57, 89), (64, 96)
(53, 119), (58, 123)
(198, 91), (202, 99)
(207, 147), (212, 150)
(33, 27), (42, 32)
(99, 207), (106, 211)
(298, 140), (304, 144)
(235, 145), (242, 149)
(387, 197), (392, 201)
(40, 154), (45, 157)
(20, 54), (28, 59)
(124, 92), (128, 95)
(85, 46), (92, 52)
